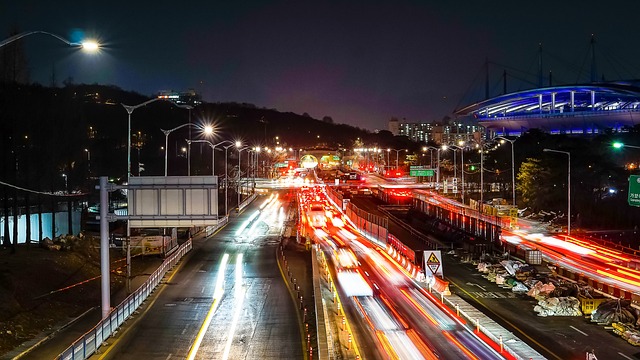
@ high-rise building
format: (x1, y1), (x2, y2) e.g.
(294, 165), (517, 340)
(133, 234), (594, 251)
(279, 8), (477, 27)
(389, 118), (484, 145)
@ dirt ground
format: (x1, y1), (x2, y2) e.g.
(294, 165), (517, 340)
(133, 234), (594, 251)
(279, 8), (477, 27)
(0, 236), (156, 356)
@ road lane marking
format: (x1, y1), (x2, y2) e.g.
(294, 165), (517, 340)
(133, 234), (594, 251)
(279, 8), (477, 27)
(619, 352), (634, 359)
(466, 282), (487, 291)
(187, 253), (230, 360)
(569, 325), (588, 336)
(97, 246), (191, 360)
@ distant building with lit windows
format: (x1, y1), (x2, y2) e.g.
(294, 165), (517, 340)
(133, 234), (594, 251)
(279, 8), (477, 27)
(157, 89), (202, 106)
(389, 118), (484, 145)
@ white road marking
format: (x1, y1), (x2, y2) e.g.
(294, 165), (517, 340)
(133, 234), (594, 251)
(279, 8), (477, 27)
(569, 325), (588, 336)
(618, 352), (633, 360)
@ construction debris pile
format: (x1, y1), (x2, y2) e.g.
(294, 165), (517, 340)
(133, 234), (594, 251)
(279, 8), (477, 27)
(534, 297), (582, 317)
(591, 299), (640, 346)
(476, 257), (594, 317)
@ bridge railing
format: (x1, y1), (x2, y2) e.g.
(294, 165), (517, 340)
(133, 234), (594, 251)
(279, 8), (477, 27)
(56, 239), (193, 360)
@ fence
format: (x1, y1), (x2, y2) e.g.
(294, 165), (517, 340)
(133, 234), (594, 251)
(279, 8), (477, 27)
(345, 201), (388, 245)
(56, 239), (193, 360)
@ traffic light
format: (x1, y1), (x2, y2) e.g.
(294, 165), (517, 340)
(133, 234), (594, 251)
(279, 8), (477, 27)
(469, 165), (476, 171)
(613, 142), (624, 149)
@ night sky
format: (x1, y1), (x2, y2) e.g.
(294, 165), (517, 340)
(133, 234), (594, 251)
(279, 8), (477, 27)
(2, 1), (640, 131)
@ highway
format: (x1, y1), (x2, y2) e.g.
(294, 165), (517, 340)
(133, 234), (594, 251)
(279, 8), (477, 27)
(94, 192), (303, 360)
(302, 185), (508, 360)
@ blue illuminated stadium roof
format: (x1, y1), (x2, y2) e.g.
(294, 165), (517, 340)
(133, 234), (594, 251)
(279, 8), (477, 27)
(455, 82), (640, 135)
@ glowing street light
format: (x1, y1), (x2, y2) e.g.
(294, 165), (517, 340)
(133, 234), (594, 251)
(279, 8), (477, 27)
(495, 136), (517, 208)
(0, 30), (100, 51)
(613, 142), (640, 150)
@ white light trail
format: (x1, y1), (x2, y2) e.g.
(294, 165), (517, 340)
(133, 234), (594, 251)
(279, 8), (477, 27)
(187, 253), (230, 360)
(222, 254), (246, 360)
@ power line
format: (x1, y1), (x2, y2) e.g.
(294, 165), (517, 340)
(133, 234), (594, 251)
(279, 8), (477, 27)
(0, 180), (87, 197)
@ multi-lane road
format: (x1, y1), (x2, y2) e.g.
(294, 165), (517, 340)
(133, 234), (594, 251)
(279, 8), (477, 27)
(95, 192), (303, 359)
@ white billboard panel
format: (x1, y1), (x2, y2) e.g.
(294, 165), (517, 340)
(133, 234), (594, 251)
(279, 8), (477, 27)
(128, 176), (219, 228)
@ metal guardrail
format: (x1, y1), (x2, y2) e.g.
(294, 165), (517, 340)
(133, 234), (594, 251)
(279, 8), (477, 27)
(238, 193), (258, 212)
(56, 239), (193, 360)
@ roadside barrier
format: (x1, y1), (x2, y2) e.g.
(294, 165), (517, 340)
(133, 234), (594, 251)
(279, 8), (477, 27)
(56, 239), (193, 360)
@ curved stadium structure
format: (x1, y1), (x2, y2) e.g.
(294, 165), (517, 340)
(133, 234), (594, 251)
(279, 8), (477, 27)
(455, 81), (640, 136)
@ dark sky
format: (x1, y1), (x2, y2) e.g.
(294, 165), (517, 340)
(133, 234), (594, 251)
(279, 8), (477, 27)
(2, 1), (640, 131)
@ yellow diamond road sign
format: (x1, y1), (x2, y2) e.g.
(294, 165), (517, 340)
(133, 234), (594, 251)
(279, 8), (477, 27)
(424, 251), (443, 277)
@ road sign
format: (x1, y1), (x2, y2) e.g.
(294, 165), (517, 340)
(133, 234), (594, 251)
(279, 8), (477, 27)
(424, 250), (443, 277)
(629, 175), (640, 207)
(410, 169), (435, 177)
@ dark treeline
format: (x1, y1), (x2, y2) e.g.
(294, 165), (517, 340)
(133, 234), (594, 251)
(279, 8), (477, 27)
(0, 81), (391, 250)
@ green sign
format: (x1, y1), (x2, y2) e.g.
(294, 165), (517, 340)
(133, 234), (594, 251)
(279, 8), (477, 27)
(629, 175), (640, 207)
(410, 169), (435, 177)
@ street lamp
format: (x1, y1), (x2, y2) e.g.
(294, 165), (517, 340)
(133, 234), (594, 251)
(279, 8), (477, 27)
(236, 143), (250, 211)
(84, 148), (91, 178)
(161, 123), (202, 176)
(187, 139), (233, 176)
(0, 30), (100, 51)
(613, 142), (640, 150)
(388, 149), (407, 170)
(223, 143), (236, 215)
(425, 146), (444, 188)
(62, 173), (68, 193)
(543, 148), (571, 235)
(123, 99), (192, 180)
(444, 145), (466, 203)
(496, 136), (517, 208)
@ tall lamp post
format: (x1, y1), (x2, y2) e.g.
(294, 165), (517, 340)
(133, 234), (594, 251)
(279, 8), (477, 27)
(162, 123), (210, 176)
(223, 144), (236, 215)
(543, 148), (571, 235)
(123, 98), (163, 181)
(388, 148), (407, 170)
(123, 99), (193, 180)
(236, 143), (250, 211)
(496, 136), (517, 208)
(445, 145), (465, 203)
(184, 139), (230, 176)
(84, 148), (91, 178)
(426, 146), (443, 188)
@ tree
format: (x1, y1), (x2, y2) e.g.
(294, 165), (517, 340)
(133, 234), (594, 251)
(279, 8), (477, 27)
(322, 116), (333, 124)
(516, 158), (551, 212)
